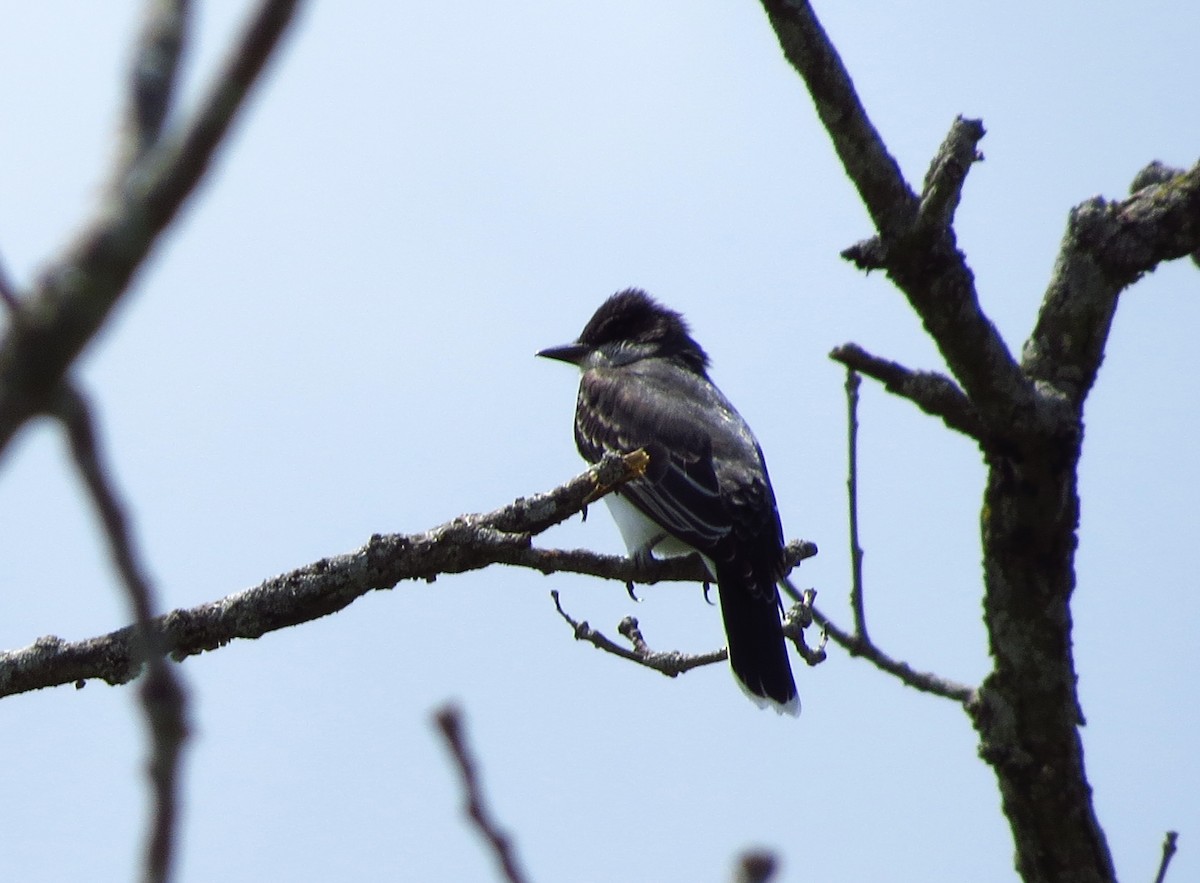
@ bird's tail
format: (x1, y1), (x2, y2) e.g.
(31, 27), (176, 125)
(715, 569), (800, 716)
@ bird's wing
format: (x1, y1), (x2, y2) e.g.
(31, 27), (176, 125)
(574, 365), (731, 549)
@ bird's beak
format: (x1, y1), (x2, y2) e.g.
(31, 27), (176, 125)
(536, 342), (590, 365)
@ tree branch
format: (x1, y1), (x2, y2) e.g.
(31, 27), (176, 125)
(830, 343), (984, 442)
(802, 367), (973, 704)
(1153, 831), (1179, 883)
(54, 384), (188, 883)
(0, 0), (302, 459)
(759, 2), (1033, 436)
(915, 116), (986, 236)
(119, 0), (190, 169)
(844, 369), (867, 641)
(433, 705), (529, 883)
(513, 538), (816, 584)
(1024, 161), (1200, 404)
(843, 116), (986, 271)
(780, 587), (828, 666)
(0, 454), (822, 698)
(813, 606), (976, 705)
(758, 0), (915, 235)
(551, 590), (728, 676)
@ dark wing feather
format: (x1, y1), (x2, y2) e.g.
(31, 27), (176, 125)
(574, 361), (733, 550)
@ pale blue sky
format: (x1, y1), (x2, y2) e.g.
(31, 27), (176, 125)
(0, 3), (1196, 881)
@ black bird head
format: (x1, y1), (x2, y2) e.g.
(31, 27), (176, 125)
(537, 288), (710, 376)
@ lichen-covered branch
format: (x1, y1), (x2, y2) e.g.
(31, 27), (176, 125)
(551, 590), (729, 677)
(1024, 161), (1200, 405)
(759, 4), (1199, 883)
(759, 0), (1032, 434)
(0, 452), (817, 699)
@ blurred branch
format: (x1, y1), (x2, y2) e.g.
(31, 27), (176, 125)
(54, 385), (188, 883)
(0, 0), (302, 459)
(120, 0), (190, 168)
(1153, 831), (1179, 883)
(0, 251), (18, 312)
(433, 705), (529, 883)
(0, 453), (815, 698)
(733, 850), (778, 883)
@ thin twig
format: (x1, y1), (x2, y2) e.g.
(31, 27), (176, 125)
(433, 705), (529, 883)
(551, 590), (727, 676)
(813, 606), (976, 705)
(1153, 831), (1179, 883)
(830, 343), (984, 442)
(816, 364), (974, 704)
(845, 368), (868, 642)
(54, 386), (188, 883)
(780, 586), (827, 666)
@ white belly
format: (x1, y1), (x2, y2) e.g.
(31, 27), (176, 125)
(604, 493), (715, 576)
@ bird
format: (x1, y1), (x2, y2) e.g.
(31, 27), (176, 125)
(538, 288), (799, 714)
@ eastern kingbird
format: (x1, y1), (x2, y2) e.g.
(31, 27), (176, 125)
(538, 289), (799, 715)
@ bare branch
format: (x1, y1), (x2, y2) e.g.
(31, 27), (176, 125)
(0, 0), (303, 459)
(759, 3), (1032, 435)
(915, 116), (986, 236)
(551, 571), (828, 682)
(830, 344), (984, 442)
(1153, 831), (1179, 883)
(119, 0), (190, 168)
(843, 116), (986, 271)
(0, 452), (694, 697)
(803, 364), (972, 705)
(813, 606), (976, 705)
(433, 705), (529, 883)
(780, 587), (827, 666)
(513, 538), (816, 585)
(551, 590), (727, 676)
(758, 0), (915, 235)
(54, 385), (188, 883)
(1025, 161), (1200, 404)
(844, 369), (868, 641)
(733, 850), (779, 883)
